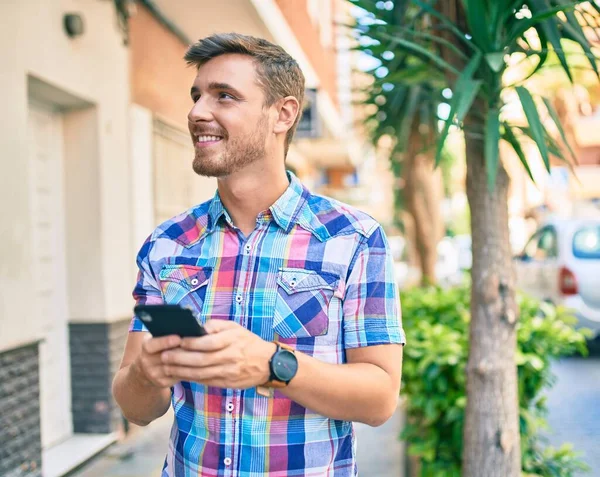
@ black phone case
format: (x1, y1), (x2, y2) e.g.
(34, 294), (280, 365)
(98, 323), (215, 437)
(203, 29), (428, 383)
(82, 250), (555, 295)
(133, 304), (208, 338)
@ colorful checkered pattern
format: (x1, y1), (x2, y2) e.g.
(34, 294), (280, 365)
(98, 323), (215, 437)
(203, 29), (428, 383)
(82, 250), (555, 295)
(130, 172), (405, 476)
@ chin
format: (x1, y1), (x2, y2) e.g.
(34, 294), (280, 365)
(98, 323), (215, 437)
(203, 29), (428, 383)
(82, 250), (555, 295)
(193, 160), (230, 178)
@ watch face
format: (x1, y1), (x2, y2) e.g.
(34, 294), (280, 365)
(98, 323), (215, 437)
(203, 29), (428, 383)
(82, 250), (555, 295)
(273, 349), (298, 382)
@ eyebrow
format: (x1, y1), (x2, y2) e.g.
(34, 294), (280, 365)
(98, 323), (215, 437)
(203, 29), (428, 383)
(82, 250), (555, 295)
(190, 82), (242, 97)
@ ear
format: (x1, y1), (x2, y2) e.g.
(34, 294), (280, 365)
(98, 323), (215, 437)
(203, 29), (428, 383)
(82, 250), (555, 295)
(272, 96), (300, 136)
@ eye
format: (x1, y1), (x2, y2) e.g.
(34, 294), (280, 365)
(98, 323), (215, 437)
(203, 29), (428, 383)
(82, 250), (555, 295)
(191, 95), (200, 103)
(218, 92), (235, 101)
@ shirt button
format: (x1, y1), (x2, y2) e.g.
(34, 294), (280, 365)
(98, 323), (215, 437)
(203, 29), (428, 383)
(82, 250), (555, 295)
(190, 278), (199, 286)
(224, 457), (232, 466)
(226, 402), (234, 412)
(235, 294), (243, 304)
(244, 243), (251, 253)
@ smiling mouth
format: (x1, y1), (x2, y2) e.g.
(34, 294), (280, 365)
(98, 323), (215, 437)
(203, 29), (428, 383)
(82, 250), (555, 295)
(195, 135), (223, 146)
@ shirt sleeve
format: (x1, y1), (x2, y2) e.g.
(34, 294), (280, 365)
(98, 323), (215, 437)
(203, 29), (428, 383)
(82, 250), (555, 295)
(342, 225), (406, 348)
(129, 235), (164, 332)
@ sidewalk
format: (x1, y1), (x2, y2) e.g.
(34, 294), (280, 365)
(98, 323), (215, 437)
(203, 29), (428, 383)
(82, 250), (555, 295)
(69, 406), (405, 477)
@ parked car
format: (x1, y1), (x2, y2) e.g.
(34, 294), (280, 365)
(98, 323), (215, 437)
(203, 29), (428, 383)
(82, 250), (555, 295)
(514, 217), (600, 339)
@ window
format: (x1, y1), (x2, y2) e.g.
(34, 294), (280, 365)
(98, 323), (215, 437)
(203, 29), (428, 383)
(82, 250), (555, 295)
(523, 226), (558, 261)
(573, 225), (600, 259)
(537, 227), (558, 259)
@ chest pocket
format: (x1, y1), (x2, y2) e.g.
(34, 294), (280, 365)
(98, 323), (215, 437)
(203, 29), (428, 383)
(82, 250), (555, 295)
(274, 268), (340, 339)
(158, 265), (212, 312)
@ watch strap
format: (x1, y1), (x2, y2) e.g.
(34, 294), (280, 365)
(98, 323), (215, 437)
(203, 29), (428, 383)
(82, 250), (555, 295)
(275, 341), (294, 352)
(257, 341), (296, 396)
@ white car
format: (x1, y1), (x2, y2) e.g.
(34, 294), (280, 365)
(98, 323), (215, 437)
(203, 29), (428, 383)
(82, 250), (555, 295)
(515, 217), (600, 338)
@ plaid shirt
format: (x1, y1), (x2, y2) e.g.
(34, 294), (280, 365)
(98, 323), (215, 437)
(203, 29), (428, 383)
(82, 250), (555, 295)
(130, 172), (405, 477)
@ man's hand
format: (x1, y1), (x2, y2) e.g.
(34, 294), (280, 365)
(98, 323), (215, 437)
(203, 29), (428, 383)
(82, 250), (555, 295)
(160, 320), (276, 389)
(130, 334), (183, 388)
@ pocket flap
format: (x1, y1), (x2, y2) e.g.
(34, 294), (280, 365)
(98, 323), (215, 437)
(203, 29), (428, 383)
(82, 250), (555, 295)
(277, 268), (339, 295)
(159, 265), (212, 292)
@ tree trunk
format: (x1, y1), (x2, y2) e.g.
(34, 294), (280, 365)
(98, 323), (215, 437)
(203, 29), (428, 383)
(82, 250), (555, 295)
(404, 151), (442, 285)
(399, 123), (443, 286)
(462, 130), (521, 477)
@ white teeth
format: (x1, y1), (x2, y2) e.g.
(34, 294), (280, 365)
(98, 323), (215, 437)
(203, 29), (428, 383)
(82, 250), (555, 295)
(197, 135), (221, 143)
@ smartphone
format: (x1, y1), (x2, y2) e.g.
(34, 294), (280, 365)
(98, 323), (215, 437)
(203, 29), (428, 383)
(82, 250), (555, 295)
(133, 304), (208, 338)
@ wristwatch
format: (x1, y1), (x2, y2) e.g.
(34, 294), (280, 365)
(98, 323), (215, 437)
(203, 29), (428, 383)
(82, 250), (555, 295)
(264, 342), (298, 388)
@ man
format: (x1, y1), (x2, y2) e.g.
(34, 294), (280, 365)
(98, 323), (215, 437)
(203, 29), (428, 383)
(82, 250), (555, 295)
(113, 33), (405, 476)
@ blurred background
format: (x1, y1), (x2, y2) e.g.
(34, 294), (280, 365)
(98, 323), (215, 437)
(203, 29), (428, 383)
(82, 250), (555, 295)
(0, 1), (598, 476)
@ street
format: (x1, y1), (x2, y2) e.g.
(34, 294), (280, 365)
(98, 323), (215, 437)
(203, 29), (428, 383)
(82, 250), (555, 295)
(546, 355), (600, 476)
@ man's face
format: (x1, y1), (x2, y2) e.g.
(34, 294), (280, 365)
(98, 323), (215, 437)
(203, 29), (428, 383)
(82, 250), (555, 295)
(187, 54), (271, 178)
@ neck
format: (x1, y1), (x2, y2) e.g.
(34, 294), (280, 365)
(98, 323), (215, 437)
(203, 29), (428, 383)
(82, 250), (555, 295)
(216, 161), (289, 236)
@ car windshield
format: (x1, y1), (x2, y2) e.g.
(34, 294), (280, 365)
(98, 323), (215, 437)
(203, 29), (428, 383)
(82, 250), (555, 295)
(573, 225), (600, 259)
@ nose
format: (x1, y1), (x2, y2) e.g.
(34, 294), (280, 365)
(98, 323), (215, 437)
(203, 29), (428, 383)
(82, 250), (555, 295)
(188, 97), (213, 124)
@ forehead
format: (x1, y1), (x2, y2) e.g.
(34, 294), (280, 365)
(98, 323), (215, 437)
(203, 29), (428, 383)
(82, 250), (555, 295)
(193, 54), (260, 91)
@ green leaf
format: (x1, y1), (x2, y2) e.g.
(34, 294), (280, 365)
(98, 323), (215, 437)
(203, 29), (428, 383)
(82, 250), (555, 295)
(516, 126), (561, 159)
(489, 1), (506, 39)
(388, 86), (409, 116)
(397, 86), (422, 148)
(435, 52), (483, 166)
(502, 123), (535, 183)
(394, 27), (469, 61)
(516, 86), (550, 172)
(529, 0), (574, 82)
(383, 35), (460, 76)
(562, 9), (600, 78)
(463, 0), (492, 52)
(507, 3), (579, 46)
(485, 52), (505, 73)
(411, 0), (478, 51)
(542, 97), (576, 164)
(455, 80), (483, 122)
(485, 107), (501, 193)
(384, 62), (437, 84)
(517, 28), (549, 84)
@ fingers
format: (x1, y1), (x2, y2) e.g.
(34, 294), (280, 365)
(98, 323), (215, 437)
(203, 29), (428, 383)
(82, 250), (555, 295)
(161, 348), (232, 368)
(161, 349), (202, 367)
(163, 364), (227, 384)
(133, 353), (177, 389)
(136, 336), (182, 388)
(180, 331), (236, 352)
(204, 319), (238, 334)
(143, 335), (182, 355)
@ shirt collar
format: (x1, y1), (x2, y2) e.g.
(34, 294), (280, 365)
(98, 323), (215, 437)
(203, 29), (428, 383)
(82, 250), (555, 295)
(207, 190), (228, 231)
(206, 171), (309, 234)
(269, 171), (309, 233)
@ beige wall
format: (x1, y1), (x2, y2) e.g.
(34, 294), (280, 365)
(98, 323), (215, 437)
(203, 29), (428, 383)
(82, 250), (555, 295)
(0, 0), (132, 352)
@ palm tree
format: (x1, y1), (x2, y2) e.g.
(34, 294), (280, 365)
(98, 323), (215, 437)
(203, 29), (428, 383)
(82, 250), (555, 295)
(352, 1), (600, 476)
(354, 4), (447, 284)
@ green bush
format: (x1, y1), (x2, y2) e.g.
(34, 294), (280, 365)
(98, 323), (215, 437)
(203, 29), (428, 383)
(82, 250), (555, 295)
(400, 285), (592, 477)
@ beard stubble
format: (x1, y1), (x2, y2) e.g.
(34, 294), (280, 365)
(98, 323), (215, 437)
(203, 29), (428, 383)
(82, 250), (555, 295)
(192, 114), (269, 178)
